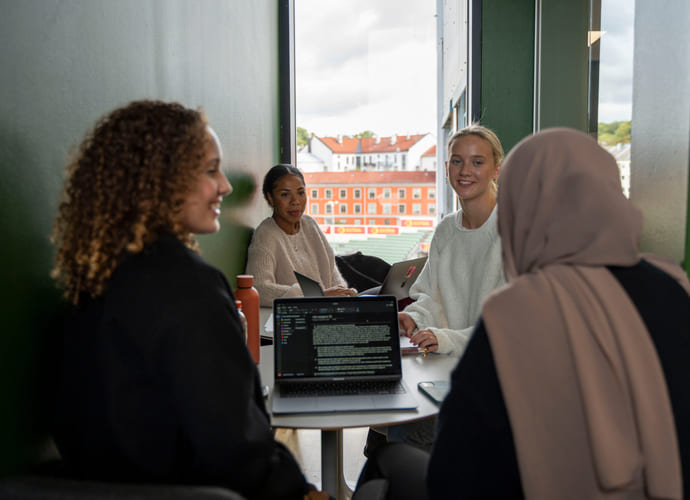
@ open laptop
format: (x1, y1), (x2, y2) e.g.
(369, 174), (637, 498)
(294, 270), (325, 297)
(271, 295), (418, 414)
(293, 256), (427, 300)
(378, 256), (427, 300)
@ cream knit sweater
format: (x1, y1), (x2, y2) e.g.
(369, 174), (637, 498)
(404, 206), (505, 355)
(245, 215), (348, 307)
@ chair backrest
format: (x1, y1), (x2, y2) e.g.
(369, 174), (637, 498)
(336, 251), (392, 291)
(0, 475), (247, 500)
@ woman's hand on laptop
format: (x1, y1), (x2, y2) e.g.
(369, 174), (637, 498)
(398, 312), (418, 338)
(323, 285), (358, 297)
(410, 328), (439, 353)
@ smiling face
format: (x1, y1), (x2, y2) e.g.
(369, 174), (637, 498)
(178, 127), (232, 235)
(267, 173), (307, 234)
(446, 134), (501, 203)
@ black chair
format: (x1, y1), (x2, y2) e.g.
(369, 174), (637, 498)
(336, 252), (391, 291)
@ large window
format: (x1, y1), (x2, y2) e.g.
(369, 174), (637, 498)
(295, 0), (438, 263)
(590, 0), (634, 198)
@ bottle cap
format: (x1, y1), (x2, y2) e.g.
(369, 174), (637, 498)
(237, 275), (254, 288)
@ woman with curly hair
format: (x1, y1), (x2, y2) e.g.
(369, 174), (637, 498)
(51, 100), (326, 500)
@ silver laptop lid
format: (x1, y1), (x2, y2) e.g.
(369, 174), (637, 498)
(273, 295), (402, 384)
(379, 256), (428, 299)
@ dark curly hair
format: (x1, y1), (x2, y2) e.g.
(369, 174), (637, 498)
(51, 100), (209, 304)
(261, 164), (305, 205)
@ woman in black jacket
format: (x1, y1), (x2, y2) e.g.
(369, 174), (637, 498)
(51, 100), (327, 500)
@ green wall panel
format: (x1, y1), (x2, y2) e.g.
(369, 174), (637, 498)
(539, 1), (590, 131)
(480, 0), (535, 154)
(0, 0), (280, 475)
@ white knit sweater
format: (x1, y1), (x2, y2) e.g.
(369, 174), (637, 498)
(404, 206), (505, 355)
(245, 215), (348, 307)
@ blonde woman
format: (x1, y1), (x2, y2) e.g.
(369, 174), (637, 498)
(400, 124), (506, 356)
(369, 124), (507, 454)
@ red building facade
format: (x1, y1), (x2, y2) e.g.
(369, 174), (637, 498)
(304, 171), (436, 235)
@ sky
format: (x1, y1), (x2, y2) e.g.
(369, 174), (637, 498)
(295, 0), (437, 138)
(597, 0), (635, 123)
(295, 0), (634, 139)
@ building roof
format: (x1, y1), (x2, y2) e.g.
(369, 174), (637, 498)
(316, 134), (429, 154)
(296, 150), (327, 172)
(422, 145), (436, 157)
(605, 143), (631, 162)
(304, 170), (436, 184)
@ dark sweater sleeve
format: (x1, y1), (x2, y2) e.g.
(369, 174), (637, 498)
(161, 266), (307, 500)
(427, 319), (523, 499)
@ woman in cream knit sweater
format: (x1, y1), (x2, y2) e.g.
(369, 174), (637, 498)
(245, 164), (357, 307)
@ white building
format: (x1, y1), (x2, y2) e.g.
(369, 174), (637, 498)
(307, 133), (436, 172)
(420, 145), (437, 171)
(605, 143), (631, 198)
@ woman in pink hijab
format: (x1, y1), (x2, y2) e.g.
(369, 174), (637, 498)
(427, 128), (690, 499)
(354, 128), (690, 500)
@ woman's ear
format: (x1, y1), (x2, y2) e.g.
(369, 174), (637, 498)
(266, 192), (274, 208)
(493, 162), (502, 179)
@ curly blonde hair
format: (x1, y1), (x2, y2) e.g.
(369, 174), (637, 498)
(51, 100), (209, 304)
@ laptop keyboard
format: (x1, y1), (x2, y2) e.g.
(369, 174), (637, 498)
(281, 380), (406, 397)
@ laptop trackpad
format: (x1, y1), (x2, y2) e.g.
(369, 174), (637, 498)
(316, 395), (376, 411)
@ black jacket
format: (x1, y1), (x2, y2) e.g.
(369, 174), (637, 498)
(428, 260), (690, 499)
(54, 234), (307, 500)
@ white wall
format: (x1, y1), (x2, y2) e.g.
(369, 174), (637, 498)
(408, 134), (437, 170)
(310, 137), (335, 169)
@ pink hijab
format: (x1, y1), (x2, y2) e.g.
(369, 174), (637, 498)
(482, 128), (688, 499)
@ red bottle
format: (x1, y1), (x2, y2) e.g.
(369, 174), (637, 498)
(235, 275), (260, 363)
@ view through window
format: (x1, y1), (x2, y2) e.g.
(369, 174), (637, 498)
(295, 0), (438, 264)
(592, 0), (634, 197)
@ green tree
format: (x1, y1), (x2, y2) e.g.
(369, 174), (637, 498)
(354, 130), (375, 138)
(614, 121), (631, 143)
(297, 126), (309, 148)
(598, 120), (631, 145)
